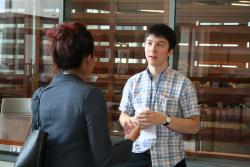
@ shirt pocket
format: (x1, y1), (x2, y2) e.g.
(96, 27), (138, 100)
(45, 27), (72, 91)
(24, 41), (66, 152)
(157, 93), (179, 116)
(132, 91), (148, 113)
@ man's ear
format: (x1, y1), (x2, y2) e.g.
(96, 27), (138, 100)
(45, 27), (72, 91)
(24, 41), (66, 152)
(167, 49), (173, 59)
(168, 49), (173, 56)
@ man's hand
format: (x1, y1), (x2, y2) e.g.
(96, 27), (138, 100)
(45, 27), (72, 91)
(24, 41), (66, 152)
(137, 108), (166, 128)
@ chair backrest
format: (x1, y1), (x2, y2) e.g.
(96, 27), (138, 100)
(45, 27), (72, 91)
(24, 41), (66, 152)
(1, 98), (32, 115)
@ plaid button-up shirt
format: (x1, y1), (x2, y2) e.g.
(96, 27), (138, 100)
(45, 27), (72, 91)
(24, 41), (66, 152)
(119, 67), (200, 167)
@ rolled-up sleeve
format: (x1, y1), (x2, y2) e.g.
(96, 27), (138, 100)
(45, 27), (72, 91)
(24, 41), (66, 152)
(179, 81), (200, 118)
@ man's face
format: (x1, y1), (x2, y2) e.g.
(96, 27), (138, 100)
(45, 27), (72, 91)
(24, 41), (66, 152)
(144, 34), (172, 68)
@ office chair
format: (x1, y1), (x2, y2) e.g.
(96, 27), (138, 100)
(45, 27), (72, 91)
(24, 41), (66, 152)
(0, 98), (32, 115)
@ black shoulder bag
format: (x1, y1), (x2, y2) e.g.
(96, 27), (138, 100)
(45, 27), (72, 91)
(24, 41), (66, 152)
(14, 89), (48, 167)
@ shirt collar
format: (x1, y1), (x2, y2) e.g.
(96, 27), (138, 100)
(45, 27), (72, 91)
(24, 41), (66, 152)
(146, 66), (170, 80)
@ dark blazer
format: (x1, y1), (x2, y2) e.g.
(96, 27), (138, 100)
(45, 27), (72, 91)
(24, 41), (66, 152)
(31, 74), (132, 167)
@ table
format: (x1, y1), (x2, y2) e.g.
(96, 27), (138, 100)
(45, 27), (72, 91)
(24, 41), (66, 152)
(0, 113), (31, 153)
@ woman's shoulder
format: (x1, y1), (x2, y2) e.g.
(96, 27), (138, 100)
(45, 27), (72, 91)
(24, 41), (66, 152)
(84, 85), (103, 97)
(31, 87), (44, 101)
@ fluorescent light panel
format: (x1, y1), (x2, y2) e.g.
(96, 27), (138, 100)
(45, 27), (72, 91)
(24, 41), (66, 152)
(222, 44), (238, 47)
(221, 65), (237, 68)
(195, 41), (198, 46)
(194, 61), (198, 66)
(198, 64), (219, 67)
(178, 43), (189, 46)
(232, 3), (250, 6)
(199, 43), (219, 47)
(223, 22), (239, 25)
(239, 1), (250, 3)
(139, 9), (164, 13)
(196, 21), (199, 26)
(200, 22), (221, 26)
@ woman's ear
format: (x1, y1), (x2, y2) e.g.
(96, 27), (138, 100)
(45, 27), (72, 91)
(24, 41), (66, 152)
(81, 54), (95, 75)
(83, 54), (92, 65)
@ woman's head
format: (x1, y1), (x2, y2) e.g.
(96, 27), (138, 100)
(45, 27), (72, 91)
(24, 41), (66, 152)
(46, 22), (94, 71)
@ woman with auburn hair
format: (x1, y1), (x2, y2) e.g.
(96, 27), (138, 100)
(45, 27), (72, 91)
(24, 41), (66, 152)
(31, 22), (140, 167)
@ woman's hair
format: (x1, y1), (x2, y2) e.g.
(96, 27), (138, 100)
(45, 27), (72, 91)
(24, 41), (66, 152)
(145, 23), (177, 50)
(46, 22), (94, 70)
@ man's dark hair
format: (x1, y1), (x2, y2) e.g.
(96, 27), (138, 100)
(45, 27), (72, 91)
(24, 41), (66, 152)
(145, 23), (177, 50)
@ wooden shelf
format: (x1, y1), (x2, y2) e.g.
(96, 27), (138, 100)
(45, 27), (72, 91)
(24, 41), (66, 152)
(198, 127), (250, 142)
(196, 87), (250, 104)
(190, 76), (250, 84)
(0, 87), (28, 97)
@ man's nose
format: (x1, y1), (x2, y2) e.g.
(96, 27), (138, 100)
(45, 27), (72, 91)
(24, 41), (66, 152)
(150, 44), (156, 52)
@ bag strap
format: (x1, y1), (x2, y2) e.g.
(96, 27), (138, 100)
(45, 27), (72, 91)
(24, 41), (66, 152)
(27, 88), (44, 137)
(35, 88), (44, 129)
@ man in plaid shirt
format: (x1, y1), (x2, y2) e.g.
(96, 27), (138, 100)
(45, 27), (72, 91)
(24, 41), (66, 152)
(119, 23), (200, 167)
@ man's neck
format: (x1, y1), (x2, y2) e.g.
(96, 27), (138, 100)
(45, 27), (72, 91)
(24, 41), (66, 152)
(148, 64), (168, 80)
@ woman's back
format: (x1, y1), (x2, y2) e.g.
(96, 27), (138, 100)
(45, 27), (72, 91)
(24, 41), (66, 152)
(32, 74), (110, 167)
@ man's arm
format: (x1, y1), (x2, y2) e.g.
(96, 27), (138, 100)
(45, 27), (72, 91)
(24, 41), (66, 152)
(119, 112), (138, 128)
(119, 112), (131, 127)
(137, 110), (200, 134)
(167, 115), (200, 134)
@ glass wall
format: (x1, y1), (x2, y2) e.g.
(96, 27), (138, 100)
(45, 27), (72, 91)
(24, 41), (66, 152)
(0, 0), (249, 160)
(175, 0), (250, 159)
(64, 0), (171, 135)
(0, 0), (59, 99)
